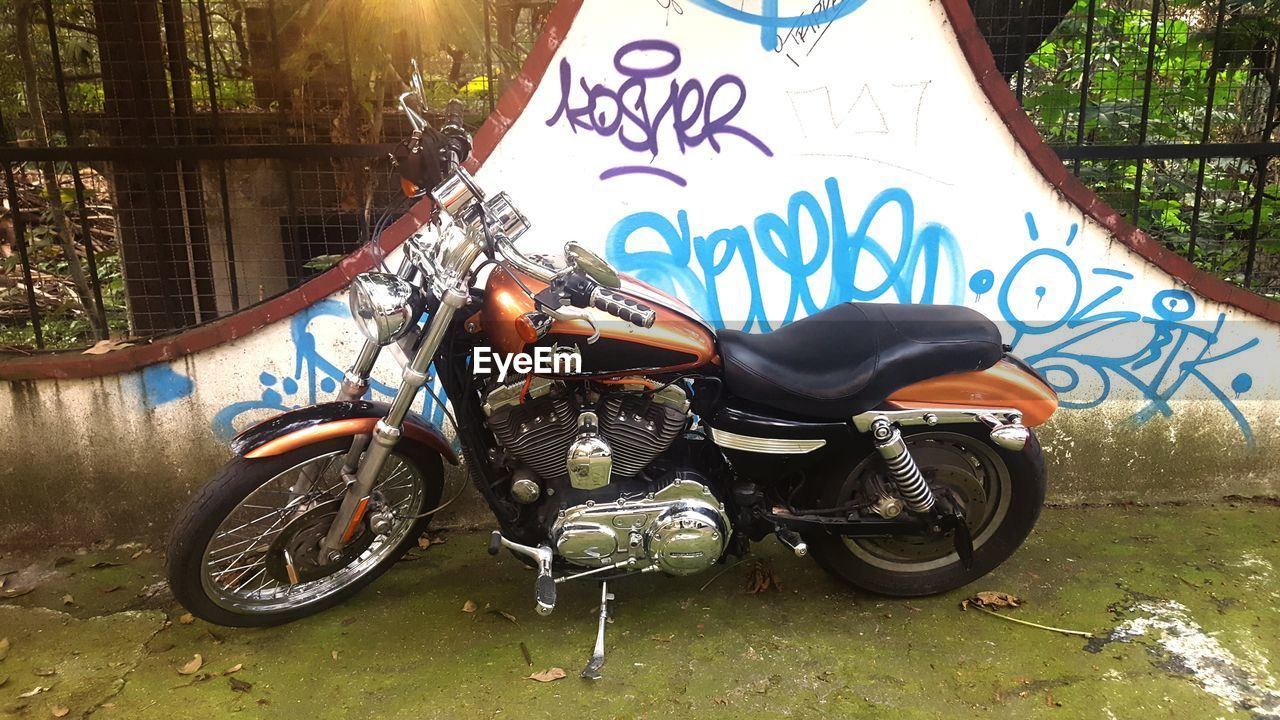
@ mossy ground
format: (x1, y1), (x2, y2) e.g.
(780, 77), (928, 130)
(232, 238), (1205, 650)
(0, 503), (1277, 719)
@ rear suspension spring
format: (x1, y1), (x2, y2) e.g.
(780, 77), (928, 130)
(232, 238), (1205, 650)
(869, 418), (936, 513)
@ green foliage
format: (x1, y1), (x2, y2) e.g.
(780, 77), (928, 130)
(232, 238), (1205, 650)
(1021, 0), (1280, 291)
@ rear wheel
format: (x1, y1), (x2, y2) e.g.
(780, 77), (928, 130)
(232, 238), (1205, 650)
(806, 426), (1045, 597)
(166, 438), (443, 627)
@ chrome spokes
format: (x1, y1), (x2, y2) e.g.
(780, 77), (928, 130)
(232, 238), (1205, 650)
(200, 451), (424, 614)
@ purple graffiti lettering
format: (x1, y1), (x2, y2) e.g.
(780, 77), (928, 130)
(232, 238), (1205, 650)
(546, 39), (773, 185)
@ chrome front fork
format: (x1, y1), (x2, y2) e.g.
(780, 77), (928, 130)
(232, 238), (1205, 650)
(318, 286), (465, 559)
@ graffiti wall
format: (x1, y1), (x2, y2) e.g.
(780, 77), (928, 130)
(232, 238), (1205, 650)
(2, 0), (1278, 543)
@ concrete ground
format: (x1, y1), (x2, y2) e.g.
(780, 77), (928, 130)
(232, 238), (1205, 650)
(0, 502), (1277, 720)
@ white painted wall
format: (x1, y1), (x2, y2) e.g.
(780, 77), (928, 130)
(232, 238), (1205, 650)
(2, 0), (1277, 543)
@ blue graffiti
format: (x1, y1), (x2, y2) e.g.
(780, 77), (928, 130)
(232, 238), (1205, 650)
(139, 364), (194, 409)
(990, 214), (1260, 445)
(686, 0), (869, 51)
(546, 39), (772, 186)
(607, 178), (964, 331)
(211, 300), (448, 441)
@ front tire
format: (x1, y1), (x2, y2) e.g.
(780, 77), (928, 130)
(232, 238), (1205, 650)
(806, 425), (1046, 597)
(166, 438), (444, 627)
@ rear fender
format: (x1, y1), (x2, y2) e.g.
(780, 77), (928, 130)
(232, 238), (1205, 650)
(885, 354), (1058, 427)
(230, 401), (459, 463)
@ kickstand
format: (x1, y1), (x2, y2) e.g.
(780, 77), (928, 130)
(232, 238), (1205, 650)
(581, 581), (614, 680)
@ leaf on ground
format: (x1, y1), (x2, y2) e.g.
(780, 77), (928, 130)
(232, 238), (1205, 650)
(527, 667), (566, 683)
(88, 561), (121, 570)
(33, 668), (56, 677)
(228, 676), (252, 693)
(51, 706), (70, 717)
(745, 561), (782, 595)
(52, 557), (75, 568)
(1, 586), (35, 599)
(178, 613), (194, 625)
(331, 651), (339, 661)
(61, 594), (75, 606)
(223, 664), (242, 675)
(130, 549), (148, 560)
(417, 536), (431, 550)
(100, 585), (123, 594)
(177, 654), (203, 676)
(81, 339), (133, 355)
(488, 609), (518, 625)
(0, 637), (9, 662)
(18, 686), (48, 698)
(519, 641), (532, 667)
(462, 600), (477, 613)
(962, 591), (1023, 611)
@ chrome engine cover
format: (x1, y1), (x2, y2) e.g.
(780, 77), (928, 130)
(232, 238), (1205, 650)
(551, 473), (729, 576)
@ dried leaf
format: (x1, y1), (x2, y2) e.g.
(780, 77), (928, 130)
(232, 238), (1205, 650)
(51, 706), (70, 718)
(228, 676), (252, 693)
(527, 667), (566, 683)
(178, 613), (194, 625)
(177, 654), (203, 676)
(417, 536), (431, 550)
(61, 594), (74, 606)
(489, 609), (518, 625)
(745, 561), (782, 595)
(33, 668), (56, 677)
(223, 664), (242, 675)
(130, 549), (147, 560)
(331, 651), (339, 661)
(100, 585), (123, 594)
(52, 557), (75, 568)
(519, 642), (532, 666)
(81, 339), (133, 355)
(462, 600), (477, 613)
(88, 561), (121, 570)
(18, 686), (48, 698)
(963, 591), (1023, 610)
(1, 586), (35, 599)
(0, 637), (9, 662)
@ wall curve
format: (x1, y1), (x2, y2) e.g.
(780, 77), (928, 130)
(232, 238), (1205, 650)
(2, 0), (1276, 544)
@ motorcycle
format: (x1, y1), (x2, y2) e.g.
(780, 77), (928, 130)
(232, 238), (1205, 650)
(166, 70), (1058, 679)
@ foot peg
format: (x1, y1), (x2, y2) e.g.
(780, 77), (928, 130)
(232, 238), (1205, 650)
(488, 531), (557, 615)
(581, 581), (613, 680)
(775, 527), (808, 557)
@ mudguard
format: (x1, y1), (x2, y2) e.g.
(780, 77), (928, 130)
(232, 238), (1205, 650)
(230, 401), (459, 464)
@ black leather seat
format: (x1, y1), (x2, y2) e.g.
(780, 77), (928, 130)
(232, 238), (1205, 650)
(717, 303), (1003, 420)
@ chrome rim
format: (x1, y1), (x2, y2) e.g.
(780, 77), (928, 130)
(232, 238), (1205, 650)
(199, 451), (424, 614)
(841, 432), (1012, 573)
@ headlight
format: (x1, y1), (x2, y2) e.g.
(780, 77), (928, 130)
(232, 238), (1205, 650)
(348, 272), (423, 345)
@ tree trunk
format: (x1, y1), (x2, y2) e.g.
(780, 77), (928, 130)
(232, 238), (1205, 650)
(91, 0), (210, 334)
(969, 0), (1077, 80)
(15, 0), (106, 339)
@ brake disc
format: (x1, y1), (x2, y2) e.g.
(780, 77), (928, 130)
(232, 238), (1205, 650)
(264, 499), (376, 584)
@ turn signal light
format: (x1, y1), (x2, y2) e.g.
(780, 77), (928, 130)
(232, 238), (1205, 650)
(514, 315), (540, 344)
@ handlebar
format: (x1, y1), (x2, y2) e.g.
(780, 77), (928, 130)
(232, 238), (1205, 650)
(590, 287), (657, 329)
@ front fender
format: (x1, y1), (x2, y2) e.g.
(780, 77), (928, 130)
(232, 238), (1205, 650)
(230, 401), (459, 464)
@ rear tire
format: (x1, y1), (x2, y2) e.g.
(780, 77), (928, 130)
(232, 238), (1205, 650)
(166, 438), (443, 627)
(806, 425), (1046, 597)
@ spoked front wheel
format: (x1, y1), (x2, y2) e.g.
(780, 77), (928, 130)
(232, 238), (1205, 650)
(807, 426), (1046, 597)
(166, 438), (443, 627)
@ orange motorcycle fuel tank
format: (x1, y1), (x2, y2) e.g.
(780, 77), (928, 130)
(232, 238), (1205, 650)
(885, 356), (1059, 427)
(474, 266), (718, 377)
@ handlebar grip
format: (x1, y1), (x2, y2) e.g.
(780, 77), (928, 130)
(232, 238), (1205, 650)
(591, 288), (657, 329)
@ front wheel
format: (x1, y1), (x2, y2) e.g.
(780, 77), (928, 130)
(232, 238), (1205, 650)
(806, 426), (1046, 597)
(166, 438), (444, 627)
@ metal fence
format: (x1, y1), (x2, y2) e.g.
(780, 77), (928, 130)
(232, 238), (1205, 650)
(1, 0), (1276, 352)
(974, 0), (1280, 294)
(0, 0), (550, 350)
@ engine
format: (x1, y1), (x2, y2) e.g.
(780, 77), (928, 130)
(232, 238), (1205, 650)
(483, 377), (731, 575)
